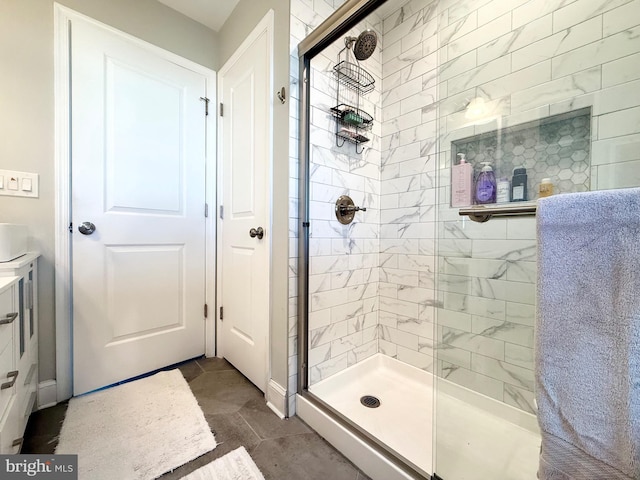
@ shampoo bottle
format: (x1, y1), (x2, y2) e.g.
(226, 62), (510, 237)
(511, 167), (528, 202)
(475, 162), (497, 204)
(451, 153), (474, 207)
(497, 177), (511, 203)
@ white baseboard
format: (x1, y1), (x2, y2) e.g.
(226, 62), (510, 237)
(38, 380), (58, 409)
(266, 379), (287, 419)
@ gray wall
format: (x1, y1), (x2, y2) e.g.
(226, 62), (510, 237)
(0, 0), (219, 383)
(217, 0), (291, 394)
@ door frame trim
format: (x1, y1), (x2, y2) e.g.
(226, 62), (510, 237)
(53, 3), (217, 402)
(216, 10), (274, 391)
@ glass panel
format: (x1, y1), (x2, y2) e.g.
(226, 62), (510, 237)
(432, 0), (640, 478)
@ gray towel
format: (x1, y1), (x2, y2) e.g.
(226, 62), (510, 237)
(536, 188), (640, 479)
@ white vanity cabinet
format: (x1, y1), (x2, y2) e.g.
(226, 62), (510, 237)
(0, 252), (39, 453)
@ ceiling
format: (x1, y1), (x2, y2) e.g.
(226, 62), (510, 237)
(156, 0), (240, 32)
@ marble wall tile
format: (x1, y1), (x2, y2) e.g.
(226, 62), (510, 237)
(442, 326), (506, 360)
(348, 340), (378, 366)
(447, 13), (512, 60)
(397, 345), (434, 371)
(478, 15), (552, 65)
(513, 16), (602, 71)
(591, 133), (640, 166)
(472, 316), (534, 347)
(308, 343), (331, 367)
(596, 158), (640, 189)
(596, 80), (640, 116)
(512, 0), (576, 29)
(552, 25), (640, 78)
(437, 343), (472, 369)
(598, 106), (640, 139)
(477, 61), (551, 101)
(511, 67), (602, 112)
(604, 0), (640, 35)
(437, 308), (473, 331)
(504, 384), (536, 414)
(309, 352), (348, 384)
(440, 361), (504, 401)
(602, 53), (640, 88)
(471, 353), (534, 390)
(555, 0), (634, 32)
(505, 343), (534, 370)
(476, 0), (529, 25)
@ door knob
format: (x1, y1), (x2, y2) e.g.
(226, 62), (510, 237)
(249, 227), (264, 239)
(78, 222), (96, 235)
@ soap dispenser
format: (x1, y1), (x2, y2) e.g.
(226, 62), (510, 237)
(451, 153), (474, 207)
(475, 162), (497, 204)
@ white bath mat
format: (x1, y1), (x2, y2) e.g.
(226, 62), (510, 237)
(56, 369), (216, 480)
(180, 447), (265, 480)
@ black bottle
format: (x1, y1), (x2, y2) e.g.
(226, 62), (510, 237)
(511, 167), (528, 202)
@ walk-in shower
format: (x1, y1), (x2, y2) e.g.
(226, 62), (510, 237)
(293, 0), (640, 478)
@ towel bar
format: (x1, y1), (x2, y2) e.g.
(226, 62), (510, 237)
(459, 203), (537, 223)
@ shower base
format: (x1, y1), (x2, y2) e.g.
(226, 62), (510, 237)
(299, 353), (540, 480)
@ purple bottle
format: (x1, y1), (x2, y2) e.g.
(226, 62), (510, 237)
(475, 162), (496, 204)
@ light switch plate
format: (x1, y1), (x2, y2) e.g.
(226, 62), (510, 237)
(0, 170), (39, 198)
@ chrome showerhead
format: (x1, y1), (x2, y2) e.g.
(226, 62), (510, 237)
(345, 29), (378, 61)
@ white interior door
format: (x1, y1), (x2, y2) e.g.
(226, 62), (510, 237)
(71, 19), (209, 395)
(218, 15), (272, 392)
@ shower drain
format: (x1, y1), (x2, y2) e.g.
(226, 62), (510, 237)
(360, 395), (381, 408)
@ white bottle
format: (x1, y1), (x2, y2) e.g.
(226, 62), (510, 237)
(451, 153), (474, 207)
(496, 178), (511, 203)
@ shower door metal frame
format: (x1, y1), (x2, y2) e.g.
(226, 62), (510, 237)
(296, 1), (431, 479)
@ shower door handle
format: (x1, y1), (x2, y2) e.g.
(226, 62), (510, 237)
(249, 227), (264, 240)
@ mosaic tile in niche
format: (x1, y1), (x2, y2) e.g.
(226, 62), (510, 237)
(452, 108), (591, 201)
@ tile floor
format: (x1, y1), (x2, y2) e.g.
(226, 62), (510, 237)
(22, 357), (372, 480)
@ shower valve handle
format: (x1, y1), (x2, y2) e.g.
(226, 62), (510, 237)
(339, 205), (366, 213)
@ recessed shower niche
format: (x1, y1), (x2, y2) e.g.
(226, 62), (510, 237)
(451, 108), (592, 205)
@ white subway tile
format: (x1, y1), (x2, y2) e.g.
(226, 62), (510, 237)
(505, 343), (534, 370)
(479, 15), (553, 65)
(512, 16), (602, 72)
(439, 11), (479, 46)
(442, 326), (506, 360)
(552, 25), (640, 78)
(448, 13), (513, 60)
(592, 133), (640, 166)
(441, 362), (505, 401)
(511, 66), (601, 112)
(594, 79), (640, 115)
(554, 0), (632, 32)
(472, 316), (534, 347)
(596, 158), (640, 189)
(602, 0), (640, 36)
(506, 302), (536, 326)
(598, 106), (640, 139)
(397, 346), (434, 371)
(478, 61), (552, 101)
(448, 56), (512, 96)
(513, 0), (577, 29)
(602, 52), (640, 87)
(477, 0), (530, 25)
(471, 353), (534, 389)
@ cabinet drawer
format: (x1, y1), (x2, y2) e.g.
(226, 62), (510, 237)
(0, 395), (20, 454)
(0, 342), (15, 417)
(0, 286), (15, 355)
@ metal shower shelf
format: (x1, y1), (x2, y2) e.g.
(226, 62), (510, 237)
(459, 202), (537, 223)
(333, 61), (375, 94)
(336, 129), (370, 145)
(330, 104), (373, 130)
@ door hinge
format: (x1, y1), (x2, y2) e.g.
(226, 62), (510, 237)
(68, 222), (73, 233)
(200, 96), (210, 116)
(219, 103), (223, 117)
(219, 205), (224, 219)
(219, 306), (223, 320)
(205, 203), (209, 218)
(204, 304), (208, 318)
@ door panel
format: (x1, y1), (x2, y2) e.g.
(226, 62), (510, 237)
(219, 25), (271, 392)
(71, 19), (207, 395)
